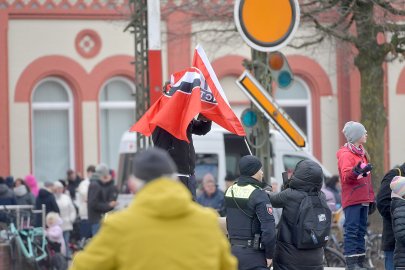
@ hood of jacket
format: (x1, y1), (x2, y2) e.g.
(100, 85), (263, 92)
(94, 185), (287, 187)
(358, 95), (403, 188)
(0, 184), (10, 196)
(290, 159), (323, 192)
(14, 185), (28, 197)
(130, 177), (193, 218)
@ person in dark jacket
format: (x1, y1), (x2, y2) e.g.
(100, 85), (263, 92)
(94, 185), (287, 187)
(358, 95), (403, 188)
(389, 176), (405, 269)
(66, 169), (82, 201)
(225, 155), (276, 270)
(377, 163), (404, 270)
(0, 177), (17, 224)
(35, 181), (60, 227)
(197, 173), (225, 216)
(87, 164), (118, 235)
(152, 115), (211, 200)
(0, 177), (17, 206)
(269, 159), (327, 270)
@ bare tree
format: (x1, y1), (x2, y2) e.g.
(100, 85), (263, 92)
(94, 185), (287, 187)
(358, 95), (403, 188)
(295, 0), (405, 187)
(129, 0), (405, 186)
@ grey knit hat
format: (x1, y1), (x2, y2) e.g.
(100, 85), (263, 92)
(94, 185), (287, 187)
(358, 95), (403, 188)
(133, 148), (177, 182)
(95, 163), (110, 178)
(342, 121), (367, 143)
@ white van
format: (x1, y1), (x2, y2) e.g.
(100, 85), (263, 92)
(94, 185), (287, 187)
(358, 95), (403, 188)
(116, 127), (332, 195)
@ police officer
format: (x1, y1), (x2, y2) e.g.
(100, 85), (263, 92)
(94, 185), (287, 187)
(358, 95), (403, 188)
(225, 155), (276, 270)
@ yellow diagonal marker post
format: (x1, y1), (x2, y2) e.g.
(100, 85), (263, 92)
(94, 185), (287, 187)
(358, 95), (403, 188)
(236, 71), (306, 149)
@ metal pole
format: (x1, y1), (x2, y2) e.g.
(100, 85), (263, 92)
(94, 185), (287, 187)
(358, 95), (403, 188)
(127, 0), (151, 151)
(41, 204), (46, 229)
(250, 49), (272, 184)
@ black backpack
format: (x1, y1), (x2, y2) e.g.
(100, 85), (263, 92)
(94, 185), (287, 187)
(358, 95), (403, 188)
(292, 191), (332, 249)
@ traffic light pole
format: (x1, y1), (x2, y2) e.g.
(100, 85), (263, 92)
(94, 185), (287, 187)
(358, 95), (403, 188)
(249, 49), (273, 184)
(126, 0), (151, 150)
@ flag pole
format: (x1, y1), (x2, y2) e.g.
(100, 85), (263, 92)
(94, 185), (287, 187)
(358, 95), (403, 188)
(244, 137), (253, 155)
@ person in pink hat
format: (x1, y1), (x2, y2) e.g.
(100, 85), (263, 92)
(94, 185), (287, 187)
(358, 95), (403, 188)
(25, 174), (39, 197)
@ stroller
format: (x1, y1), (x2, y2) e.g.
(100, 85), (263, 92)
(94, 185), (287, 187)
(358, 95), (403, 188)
(44, 238), (68, 270)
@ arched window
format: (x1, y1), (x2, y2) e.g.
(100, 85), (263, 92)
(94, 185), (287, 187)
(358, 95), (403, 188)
(274, 77), (312, 152)
(32, 77), (74, 182)
(99, 77), (135, 172)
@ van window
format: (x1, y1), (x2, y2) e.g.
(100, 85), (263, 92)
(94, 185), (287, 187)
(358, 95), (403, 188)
(224, 134), (250, 179)
(282, 154), (308, 172)
(195, 153), (219, 191)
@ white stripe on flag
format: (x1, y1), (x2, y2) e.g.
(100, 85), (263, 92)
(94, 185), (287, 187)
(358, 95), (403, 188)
(195, 44), (230, 106)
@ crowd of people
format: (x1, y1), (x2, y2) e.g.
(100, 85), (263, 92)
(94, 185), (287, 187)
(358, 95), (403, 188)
(0, 164), (118, 262)
(2, 119), (405, 270)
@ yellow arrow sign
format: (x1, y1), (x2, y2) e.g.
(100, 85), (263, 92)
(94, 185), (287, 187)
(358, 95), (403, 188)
(236, 71), (306, 148)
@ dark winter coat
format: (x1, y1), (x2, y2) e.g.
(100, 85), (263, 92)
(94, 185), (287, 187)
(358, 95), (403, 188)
(67, 176), (82, 201)
(197, 188), (225, 216)
(34, 188), (60, 227)
(391, 197), (405, 268)
(87, 177), (118, 224)
(377, 164), (405, 251)
(152, 120), (211, 175)
(270, 160), (325, 270)
(0, 183), (17, 205)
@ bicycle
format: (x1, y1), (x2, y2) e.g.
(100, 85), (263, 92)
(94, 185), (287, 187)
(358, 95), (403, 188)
(365, 230), (384, 270)
(323, 246), (346, 267)
(1, 205), (48, 269)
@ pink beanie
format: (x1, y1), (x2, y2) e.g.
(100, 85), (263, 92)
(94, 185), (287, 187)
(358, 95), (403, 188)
(25, 174), (39, 197)
(390, 176), (405, 197)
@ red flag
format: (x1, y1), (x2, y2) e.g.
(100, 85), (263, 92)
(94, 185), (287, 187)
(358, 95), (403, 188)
(192, 45), (246, 137)
(131, 45), (246, 141)
(130, 68), (202, 142)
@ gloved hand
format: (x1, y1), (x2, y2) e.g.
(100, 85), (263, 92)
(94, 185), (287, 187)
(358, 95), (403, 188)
(352, 161), (364, 176)
(361, 163), (373, 177)
(368, 201), (376, 215)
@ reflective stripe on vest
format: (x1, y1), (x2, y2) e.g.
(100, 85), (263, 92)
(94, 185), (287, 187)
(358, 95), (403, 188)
(225, 184), (257, 199)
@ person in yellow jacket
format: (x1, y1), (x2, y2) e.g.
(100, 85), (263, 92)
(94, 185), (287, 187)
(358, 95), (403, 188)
(70, 147), (237, 270)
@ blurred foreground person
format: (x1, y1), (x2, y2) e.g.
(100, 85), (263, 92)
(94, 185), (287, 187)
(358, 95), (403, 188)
(70, 148), (237, 270)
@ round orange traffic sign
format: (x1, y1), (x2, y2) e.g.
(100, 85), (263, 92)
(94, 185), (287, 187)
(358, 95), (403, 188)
(234, 0), (300, 52)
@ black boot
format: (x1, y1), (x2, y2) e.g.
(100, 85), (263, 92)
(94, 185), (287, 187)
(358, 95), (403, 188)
(345, 256), (367, 270)
(357, 255), (372, 270)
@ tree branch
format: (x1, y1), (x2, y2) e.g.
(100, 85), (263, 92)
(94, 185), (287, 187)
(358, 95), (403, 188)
(378, 22), (405, 33)
(288, 35), (326, 49)
(307, 13), (359, 45)
(374, 0), (405, 16)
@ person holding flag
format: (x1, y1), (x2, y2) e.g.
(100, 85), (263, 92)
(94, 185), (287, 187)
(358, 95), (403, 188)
(131, 45), (246, 198)
(152, 104), (212, 199)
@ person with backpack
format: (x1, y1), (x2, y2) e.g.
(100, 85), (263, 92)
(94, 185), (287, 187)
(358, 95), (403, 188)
(225, 155), (276, 270)
(269, 159), (331, 270)
(337, 121), (375, 270)
(377, 162), (405, 270)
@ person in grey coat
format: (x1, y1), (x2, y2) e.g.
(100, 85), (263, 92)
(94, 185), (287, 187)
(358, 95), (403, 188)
(13, 178), (35, 206)
(269, 160), (327, 270)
